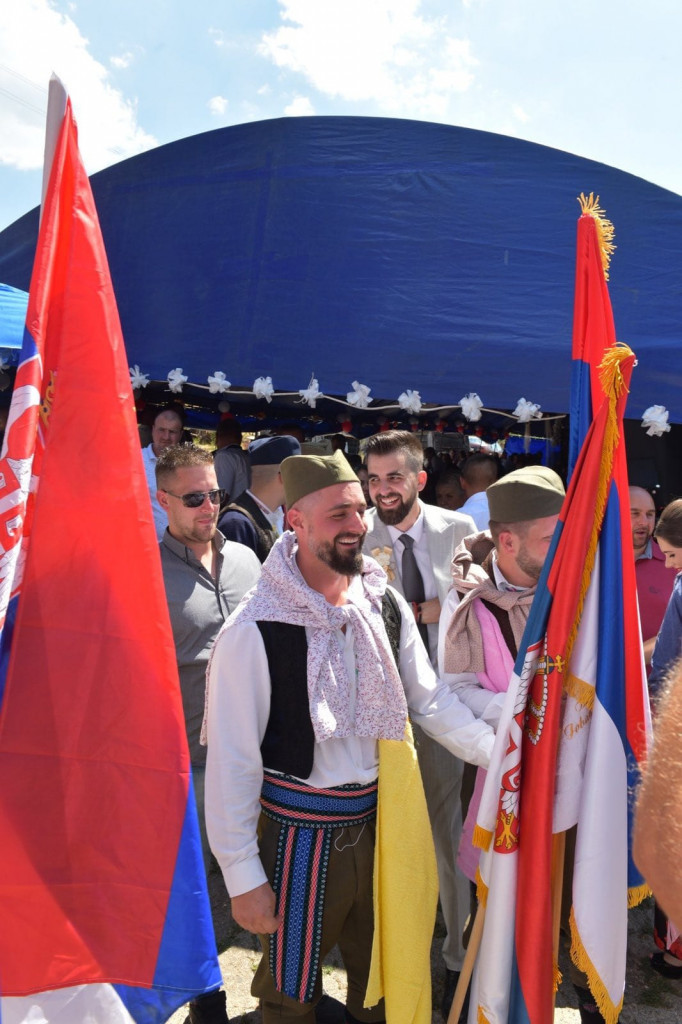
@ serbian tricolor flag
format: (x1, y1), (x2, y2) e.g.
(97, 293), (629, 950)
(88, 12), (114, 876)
(467, 194), (650, 1024)
(0, 78), (221, 1022)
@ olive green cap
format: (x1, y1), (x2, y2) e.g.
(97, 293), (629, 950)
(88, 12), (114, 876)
(487, 465), (565, 523)
(281, 449), (360, 508)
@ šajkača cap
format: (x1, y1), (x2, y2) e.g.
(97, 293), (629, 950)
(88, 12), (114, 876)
(487, 465), (565, 523)
(281, 449), (360, 508)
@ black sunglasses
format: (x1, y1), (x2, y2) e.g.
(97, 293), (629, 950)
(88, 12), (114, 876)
(162, 488), (225, 508)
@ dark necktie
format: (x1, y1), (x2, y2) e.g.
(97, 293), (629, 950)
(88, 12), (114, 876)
(399, 534), (429, 649)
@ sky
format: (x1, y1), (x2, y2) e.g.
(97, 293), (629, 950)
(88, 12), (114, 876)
(1, 0), (682, 232)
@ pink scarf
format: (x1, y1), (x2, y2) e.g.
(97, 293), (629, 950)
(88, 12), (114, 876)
(209, 531), (407, 744)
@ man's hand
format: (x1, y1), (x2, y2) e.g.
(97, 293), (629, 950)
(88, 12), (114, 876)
(231, 881), (281, 935)
(419, 596), (441, 625)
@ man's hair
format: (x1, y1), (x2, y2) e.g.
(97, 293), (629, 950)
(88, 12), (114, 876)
(488, 519), (531, 544)
(655, 498), (682, 548)
(364, 430), (424, 474)
(152, 404), (184, 427)
(155, 443), (214, 486)
(436, 466), (463, 488)
(215, 418), (242, 445)
(461, 453), (499, 489)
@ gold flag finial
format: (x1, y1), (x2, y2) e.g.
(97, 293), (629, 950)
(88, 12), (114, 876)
(577, 192), (616, 279)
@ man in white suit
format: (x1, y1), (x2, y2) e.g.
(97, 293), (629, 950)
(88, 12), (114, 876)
(362, 430), (476, 1021)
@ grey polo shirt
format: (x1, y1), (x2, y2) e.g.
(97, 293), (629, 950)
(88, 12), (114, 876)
(160, 529), (261, 765)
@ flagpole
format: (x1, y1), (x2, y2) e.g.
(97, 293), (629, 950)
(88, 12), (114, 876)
(40, 74), (68, 218)
(447, 901), (486, 1024)
(551, 830), (567, 1006)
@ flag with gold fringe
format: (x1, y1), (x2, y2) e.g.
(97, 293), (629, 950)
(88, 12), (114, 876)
(467, 194), (650, 1024)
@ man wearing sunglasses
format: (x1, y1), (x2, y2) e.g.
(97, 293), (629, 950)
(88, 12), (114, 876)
(156, 443), (261, 1024)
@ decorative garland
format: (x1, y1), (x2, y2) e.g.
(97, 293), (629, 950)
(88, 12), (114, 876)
(128, 364), (670, 436)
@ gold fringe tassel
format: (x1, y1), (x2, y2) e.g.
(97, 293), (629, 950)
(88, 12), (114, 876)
(475, 865), (489, 909)
(563, 343), (633, 667)
(473, 824), (493, 852)
(477, 1008), (492, 1024)
(577, 192), (616, 279)
(569, 906), (624, 1024)
(628, 882), (651, 909)
(553, 962), (563, 993)
(563, 673), (595, 709)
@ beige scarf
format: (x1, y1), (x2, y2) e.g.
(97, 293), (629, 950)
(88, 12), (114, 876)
(443, 534), (536, 674)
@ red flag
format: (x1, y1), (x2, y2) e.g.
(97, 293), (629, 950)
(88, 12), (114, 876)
(0, 87), (220, 1019)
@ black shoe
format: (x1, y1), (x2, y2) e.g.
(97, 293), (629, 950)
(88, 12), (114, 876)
(574, 985), (618, 1024)
(315, 994), (346, 1024)
(188, 989), (230, 1024)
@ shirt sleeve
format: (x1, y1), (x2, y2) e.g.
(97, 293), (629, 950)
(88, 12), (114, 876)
(213, 447), (238, 497)
(649, 574), (682, 698)
(205, 619), (271, 897)
(437, 586), (506, 729)
(393, 588), (494, 767)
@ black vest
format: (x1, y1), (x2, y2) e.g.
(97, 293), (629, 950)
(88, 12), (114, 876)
(256, 590), (402, 779)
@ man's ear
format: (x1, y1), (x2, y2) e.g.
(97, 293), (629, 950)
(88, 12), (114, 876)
(156, 488), (170, 511)
(497, 529), (516, 554)
(416, 469), (428, 493)
(287, 505), (303, 531)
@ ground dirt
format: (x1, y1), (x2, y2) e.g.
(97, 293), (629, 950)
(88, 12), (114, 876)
(168, 868), (681, 1023)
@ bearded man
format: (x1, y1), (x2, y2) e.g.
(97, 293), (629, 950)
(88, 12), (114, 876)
(204, 450), (494, 1024)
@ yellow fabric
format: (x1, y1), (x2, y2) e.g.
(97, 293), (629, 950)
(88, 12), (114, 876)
(365, 721), (439, 1024)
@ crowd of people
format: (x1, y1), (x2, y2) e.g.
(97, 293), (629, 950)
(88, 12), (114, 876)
(139, 405), (682, 1024)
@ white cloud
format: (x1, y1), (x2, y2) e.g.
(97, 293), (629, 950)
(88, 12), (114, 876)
(209, 27), (225, 47)
(110, 51), (135, 70)
(0, 0), (156, 173)
(512, 104), (530, 124)
(284, 95), (315, 116)
(208, 95), (229, 116)
(259, 0), (477, 119)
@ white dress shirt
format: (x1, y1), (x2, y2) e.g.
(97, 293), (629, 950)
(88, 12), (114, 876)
(385, 506), (440, 664)
(141, 444), (168, 540)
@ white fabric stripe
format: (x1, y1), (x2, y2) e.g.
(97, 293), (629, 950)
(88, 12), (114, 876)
(572, 696), (629, 1009)
(2, 984), (136, 1024)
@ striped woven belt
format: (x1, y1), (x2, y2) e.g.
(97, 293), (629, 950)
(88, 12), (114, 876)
(260, 771), (378, 1003)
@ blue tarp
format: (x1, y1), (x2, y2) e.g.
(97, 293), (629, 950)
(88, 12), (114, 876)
(0, 283), (27, 357)
(0, 116), (680, 419)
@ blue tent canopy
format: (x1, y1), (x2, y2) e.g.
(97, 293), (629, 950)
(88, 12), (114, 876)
(0, 283), (28, 358)
(0, 116), (680, 420)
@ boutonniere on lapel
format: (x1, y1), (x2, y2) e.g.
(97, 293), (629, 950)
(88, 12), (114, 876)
(370, 546), (396, 581)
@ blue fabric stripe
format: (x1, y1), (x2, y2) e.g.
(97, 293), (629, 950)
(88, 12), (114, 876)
(115, 773), (221, 1024)
(568, 358), (592, 480)
(596, 488), (626, 736)
(509, 951), (532, 1024)
(0, 594), (18, 711)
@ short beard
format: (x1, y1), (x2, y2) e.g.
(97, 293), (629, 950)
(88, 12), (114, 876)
(515, 542), (543, 582)
(316, 540), (364, 577)
(374, 494), (414, 527)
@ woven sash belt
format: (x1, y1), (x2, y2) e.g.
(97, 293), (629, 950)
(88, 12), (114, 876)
(260, 770), (378, 1003)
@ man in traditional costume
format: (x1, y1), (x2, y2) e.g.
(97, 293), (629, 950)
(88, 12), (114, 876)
(205, 450), (494, 1024)
(440, 465), (611, 1024)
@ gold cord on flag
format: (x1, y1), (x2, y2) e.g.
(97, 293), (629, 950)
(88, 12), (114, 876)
(564, 343), (634, 667)
(577, 192), (616, 279)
